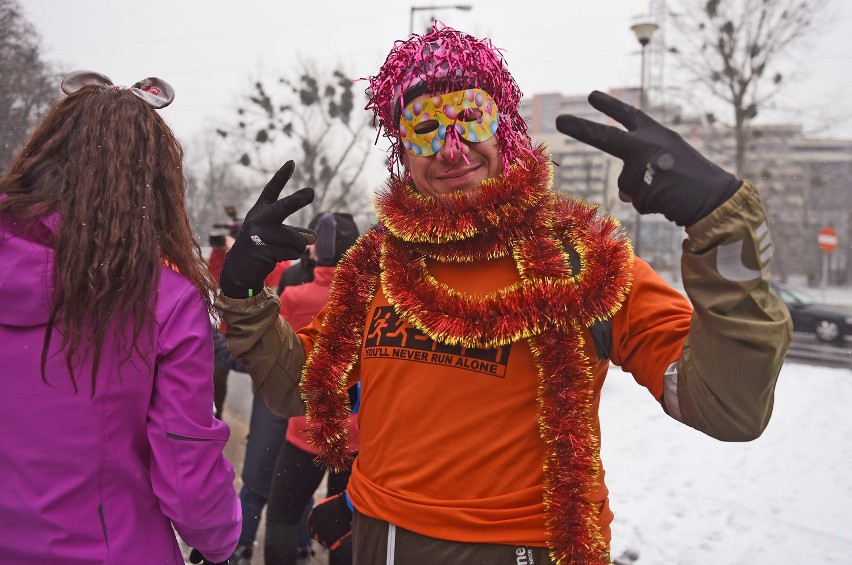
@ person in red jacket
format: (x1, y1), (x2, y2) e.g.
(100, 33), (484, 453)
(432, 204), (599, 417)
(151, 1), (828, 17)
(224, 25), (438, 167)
(229, 212), (359, 565)
(263, 212), (360, 565)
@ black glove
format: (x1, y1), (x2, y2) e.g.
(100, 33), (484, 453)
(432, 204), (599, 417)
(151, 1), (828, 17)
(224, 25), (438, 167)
(188, 548), (230, 565)
(555, 91), (742, 227)
(218, 161), (316, 298)
(308, 492), (353, 551)
(212, 329), (247, 373)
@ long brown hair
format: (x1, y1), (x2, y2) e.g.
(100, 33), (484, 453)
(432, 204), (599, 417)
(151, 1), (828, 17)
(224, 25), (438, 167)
(0, 85), (216, 392)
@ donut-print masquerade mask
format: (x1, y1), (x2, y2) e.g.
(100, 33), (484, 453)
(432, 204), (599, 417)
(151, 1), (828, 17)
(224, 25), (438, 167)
(399, 88), (499, 157)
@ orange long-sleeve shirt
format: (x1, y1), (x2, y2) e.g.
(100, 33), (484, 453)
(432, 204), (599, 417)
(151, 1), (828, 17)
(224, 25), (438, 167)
(297, 254), (691, 547)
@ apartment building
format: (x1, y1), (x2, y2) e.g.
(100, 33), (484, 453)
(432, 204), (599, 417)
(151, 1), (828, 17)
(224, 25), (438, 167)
(520, 90), (852, 284)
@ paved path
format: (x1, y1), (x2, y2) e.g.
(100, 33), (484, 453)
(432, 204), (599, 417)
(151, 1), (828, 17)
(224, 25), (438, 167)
(214, 371), (328, 565)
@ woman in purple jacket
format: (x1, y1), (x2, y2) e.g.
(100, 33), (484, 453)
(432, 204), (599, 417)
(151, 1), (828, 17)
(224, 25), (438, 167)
(0, 71), (241, 564)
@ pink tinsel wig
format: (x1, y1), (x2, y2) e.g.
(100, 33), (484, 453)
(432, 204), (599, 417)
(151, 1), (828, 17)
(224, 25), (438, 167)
(365, 23), (533, 176)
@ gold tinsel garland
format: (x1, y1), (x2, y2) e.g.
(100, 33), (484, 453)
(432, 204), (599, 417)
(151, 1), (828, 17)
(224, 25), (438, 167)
(300, 146), (633, 564)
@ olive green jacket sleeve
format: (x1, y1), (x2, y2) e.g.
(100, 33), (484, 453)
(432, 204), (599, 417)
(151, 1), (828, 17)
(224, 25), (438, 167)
(665, 181), (793, 441)
(214, 287), (307, 417)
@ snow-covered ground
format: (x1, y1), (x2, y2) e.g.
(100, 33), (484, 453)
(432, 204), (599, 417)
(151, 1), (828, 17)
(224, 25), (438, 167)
(602, 360), (852, 565)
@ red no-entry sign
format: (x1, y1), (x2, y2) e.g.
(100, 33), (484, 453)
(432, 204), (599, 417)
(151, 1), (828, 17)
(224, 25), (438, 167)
(818, 226), (838, 253)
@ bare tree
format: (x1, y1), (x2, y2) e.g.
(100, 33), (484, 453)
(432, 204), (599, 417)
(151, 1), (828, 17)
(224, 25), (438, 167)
(0, 0), (58, 173)
(184, 132), (255, 245)
(216, 61), (374, 227)
(668, 0), (830, 177)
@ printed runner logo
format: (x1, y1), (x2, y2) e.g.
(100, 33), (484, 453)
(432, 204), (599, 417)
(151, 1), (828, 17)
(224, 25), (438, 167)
(364, 306), (512, 378)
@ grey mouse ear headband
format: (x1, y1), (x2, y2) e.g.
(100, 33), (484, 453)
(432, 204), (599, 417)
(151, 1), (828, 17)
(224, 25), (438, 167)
(60, 70), (175, 109)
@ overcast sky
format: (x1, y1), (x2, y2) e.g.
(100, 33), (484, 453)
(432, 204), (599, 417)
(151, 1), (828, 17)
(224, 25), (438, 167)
(20, 0), (852, 183)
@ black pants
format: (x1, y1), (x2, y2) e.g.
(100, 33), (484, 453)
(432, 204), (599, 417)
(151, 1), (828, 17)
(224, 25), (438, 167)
(238, 395), (311, 550)
(352, 511), (558, 565)
(264, 441), (353, 565)
(212, 362), (229, 420)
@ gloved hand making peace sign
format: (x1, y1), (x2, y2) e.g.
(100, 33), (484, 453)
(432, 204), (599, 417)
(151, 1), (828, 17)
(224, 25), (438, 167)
(555, 91), (742, 227)
(218, 161), (316, 298)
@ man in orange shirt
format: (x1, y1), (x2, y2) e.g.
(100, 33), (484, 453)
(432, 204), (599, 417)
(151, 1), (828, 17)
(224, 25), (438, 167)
(214, 24), (791, 565)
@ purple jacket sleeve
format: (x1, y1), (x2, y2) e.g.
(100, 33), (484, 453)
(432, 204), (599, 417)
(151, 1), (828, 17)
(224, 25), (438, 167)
(146, 285), (242, 562)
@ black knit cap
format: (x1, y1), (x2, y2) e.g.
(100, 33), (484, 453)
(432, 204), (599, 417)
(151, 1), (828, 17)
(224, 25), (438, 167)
(313, 212), (359, 266)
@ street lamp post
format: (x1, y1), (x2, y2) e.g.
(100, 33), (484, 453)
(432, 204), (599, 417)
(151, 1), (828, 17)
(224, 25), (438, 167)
(409, 4), (472, 35)
(629, 21), (658, 258)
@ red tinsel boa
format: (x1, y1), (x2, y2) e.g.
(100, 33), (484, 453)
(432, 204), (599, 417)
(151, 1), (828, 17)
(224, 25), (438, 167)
(301, 145), (633, 564)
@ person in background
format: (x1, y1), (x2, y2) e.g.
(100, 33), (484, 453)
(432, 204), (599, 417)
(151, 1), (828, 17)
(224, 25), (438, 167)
(262, 212), (360, 565)
(230, 212), (357, 565)
(208, 221), (290, 420)
(215, 24), (791, 565)
(0, 70), (240, 565)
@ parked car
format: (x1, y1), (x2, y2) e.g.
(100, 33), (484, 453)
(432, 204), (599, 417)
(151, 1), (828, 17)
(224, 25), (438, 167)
(771, 282), (852, 343)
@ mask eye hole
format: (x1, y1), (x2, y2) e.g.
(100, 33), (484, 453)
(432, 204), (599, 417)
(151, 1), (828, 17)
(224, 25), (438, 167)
(413, 119), (439, 134)
(457, 108), (483, 122)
